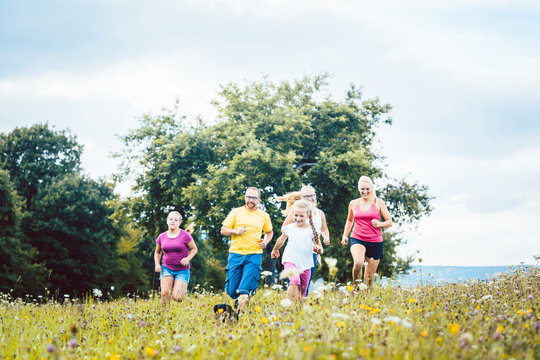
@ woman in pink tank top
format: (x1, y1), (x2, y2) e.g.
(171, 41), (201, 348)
(341, 176), (393, 288)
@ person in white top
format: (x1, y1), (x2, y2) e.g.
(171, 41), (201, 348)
(279, 185), (330, 294)
(271, 200), (322, 302)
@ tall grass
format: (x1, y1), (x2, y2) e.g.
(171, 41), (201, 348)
(1, 267), (538, 359)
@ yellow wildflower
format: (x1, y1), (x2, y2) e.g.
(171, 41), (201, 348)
(497, 325), (504, 333)
(517, 310), (525, 315)
(109, 354), (120, 360)
(408, 298), (417, 303)
(337, 321), (344, 327)
(254, 307), (261, 312)
(261, 317), (269, 324)
(145, 347), (156, 357)
(435, 337), (442, 344)
(347, 285), (354, 291)
(421, 330), (428, 337)
(449, 323), (460, 334)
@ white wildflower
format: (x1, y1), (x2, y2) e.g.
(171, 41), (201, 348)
(400, 319), (413, 328)
(279, 328), (292, 338)
(238, 294), (249, 304)
(480, 295), (493, 301)
(331, 313), (351, 320)
(271, 284), (283, 290)
(371, 318), (382, 325)
(92, 288), (103, 298)
(357, 283), (368, 290)
(260, 271), (273, 277)
(280, 298), (293, 307)
(279, 268), (302, 280)
(324, 257), (338, 268)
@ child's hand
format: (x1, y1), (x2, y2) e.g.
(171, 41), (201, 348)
(313, 245), (322, 254)
(271, 249), (280, 258)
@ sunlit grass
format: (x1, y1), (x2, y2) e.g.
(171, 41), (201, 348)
(1, 267), (538, 359)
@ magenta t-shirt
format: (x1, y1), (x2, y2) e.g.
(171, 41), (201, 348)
(156, 230), (193, 271)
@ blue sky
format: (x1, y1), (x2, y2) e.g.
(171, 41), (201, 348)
(1, 0), (539, 266)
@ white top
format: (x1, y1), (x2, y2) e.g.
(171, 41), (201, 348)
(312, 209), (322, 234)
(282, 223), (315, 271)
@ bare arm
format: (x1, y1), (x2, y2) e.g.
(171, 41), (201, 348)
(261, 230), (274, 249)
(341, 200), (355, 245)
(220, 225), (246, 236)
(154, 244), (162, 272)
(319, 210), (330, 245)
(180, 240), (198, 266)
(281, 213), (294, 232)
(372, 199), (393, 229)
(271, 232), (288, 258)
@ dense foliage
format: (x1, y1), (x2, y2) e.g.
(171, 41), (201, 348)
(116, 75), (433, 284)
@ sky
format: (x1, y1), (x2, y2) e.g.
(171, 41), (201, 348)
(1, 0), (539, 266)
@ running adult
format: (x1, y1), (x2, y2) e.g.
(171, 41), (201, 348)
(281, 185), (330, 294)
(341, 176), (392, 288)
(154, 211), (198, 307)
(221, 187), (273, 313)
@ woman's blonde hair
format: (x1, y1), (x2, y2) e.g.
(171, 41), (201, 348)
(292, 200), (319, 245)
(168, 211), (195, 234)
(358, 176), (377, 199)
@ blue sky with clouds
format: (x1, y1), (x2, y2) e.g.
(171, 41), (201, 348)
(1, 0), (539, 266)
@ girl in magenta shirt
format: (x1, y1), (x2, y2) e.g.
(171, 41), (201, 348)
(341, 176), (392, 288)
(154, 211), (197, 307)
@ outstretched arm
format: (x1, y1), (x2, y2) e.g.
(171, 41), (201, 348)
(271, 232), (288, 258)
(319, 210), (330, 245)
(154, 244), (162, 273)
(341, 200), (355, 245)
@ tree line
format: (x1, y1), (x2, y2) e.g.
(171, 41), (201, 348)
(0, 75), (432, 297)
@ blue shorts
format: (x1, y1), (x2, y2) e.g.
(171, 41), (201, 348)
(160, 265), (190, 283)
(350, 237), (383, 260)
(225, 253), (262, 299)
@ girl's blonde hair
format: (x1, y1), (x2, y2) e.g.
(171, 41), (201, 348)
(292, 200), (319, 245)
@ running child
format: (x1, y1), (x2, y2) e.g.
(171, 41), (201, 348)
(271, 200), (322, 301)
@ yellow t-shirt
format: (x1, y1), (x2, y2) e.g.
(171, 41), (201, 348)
(222, 206), (273, 255)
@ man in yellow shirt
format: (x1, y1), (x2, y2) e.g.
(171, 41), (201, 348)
(221, 187), (273, 313)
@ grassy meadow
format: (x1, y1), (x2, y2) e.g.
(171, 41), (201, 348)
(1, 267), (538, 359)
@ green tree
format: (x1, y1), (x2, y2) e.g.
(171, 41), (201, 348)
(117, 74), (433, 284)
(0, 123), (82, 210)
(0, 170), (47, 296)
(27, 174), (121, 296)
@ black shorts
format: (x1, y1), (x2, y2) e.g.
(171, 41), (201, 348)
(349, 237), (383, 260)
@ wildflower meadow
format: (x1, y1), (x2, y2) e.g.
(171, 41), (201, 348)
(1, 267), (538, 359)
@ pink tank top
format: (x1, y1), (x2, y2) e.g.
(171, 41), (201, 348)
(351, 200), (382, 243)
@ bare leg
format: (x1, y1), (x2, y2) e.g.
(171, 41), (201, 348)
(364, 258), (380, 288)
(237, 295), (250, 314)
(287, 284), (301, 302)
(171, 281), (188, 301)
(160, 276), (174, 308)
(350, 244), (366, 288)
